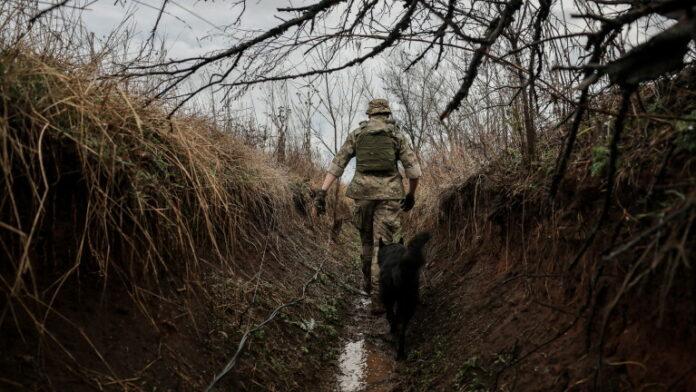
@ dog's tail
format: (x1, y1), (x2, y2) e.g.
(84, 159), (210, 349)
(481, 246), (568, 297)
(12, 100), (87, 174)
(407, 232), (431, 255)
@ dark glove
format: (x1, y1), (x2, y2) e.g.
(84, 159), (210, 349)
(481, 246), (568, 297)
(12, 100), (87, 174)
(401, 193), (415, 212)
(313, 189), (327, 215)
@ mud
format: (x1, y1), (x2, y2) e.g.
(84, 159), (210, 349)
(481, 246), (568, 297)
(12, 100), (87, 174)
(334, 296), (398, 392)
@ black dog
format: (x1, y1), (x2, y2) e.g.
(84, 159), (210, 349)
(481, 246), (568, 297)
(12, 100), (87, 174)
(378, 232), (431, 360)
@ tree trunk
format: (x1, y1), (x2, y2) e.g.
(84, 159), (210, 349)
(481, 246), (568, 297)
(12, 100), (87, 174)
(510, 38), (537, 167)
(275, 128), (286, 163)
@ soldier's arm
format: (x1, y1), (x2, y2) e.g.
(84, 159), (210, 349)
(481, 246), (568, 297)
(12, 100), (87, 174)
(320, 133), (356, 191)
(397, 133), (422, 195)
(406, 177), (419, 196)
(320, 173), (338, 192)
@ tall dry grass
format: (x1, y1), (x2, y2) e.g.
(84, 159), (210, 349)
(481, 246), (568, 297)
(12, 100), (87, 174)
(0, 45), (334, 342)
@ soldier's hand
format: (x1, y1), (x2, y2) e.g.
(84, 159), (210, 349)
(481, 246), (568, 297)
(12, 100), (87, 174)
(313, 189), (327, 215)
(401, 193), (415, 212)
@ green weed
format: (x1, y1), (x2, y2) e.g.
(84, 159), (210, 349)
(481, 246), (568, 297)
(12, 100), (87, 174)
(318, 302), (339, 322)
(590, 145), (609, 177)
(675, 110), (696, 153)
(454, 356), (491, 392)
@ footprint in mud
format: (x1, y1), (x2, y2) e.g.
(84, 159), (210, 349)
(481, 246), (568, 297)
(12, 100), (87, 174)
(335, 297), (398, 392)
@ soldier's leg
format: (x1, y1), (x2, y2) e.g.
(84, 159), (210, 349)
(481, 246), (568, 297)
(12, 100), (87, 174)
(371, 200), (403, 312)
(352, 200), (375, 294)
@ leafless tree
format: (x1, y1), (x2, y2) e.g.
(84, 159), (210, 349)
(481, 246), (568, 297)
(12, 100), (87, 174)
(381, 52), (448, 156)
(264, 82), (292, 163)
(310, 65), (363, 237)
(23, 0), (696, 230)
(292, 86), (319, 160)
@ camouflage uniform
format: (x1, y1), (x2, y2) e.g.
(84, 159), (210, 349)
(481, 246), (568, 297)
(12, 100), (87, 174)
(327, 99), (422, 304)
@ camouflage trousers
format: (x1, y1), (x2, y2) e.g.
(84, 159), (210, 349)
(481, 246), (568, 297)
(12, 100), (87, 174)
(352, 199), (402, 303)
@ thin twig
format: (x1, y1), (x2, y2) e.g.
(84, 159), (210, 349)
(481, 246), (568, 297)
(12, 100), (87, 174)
(204, 260), (326, 391)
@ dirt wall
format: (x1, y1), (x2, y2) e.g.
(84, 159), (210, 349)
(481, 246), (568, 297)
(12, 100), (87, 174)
(401, 70), (696, 391)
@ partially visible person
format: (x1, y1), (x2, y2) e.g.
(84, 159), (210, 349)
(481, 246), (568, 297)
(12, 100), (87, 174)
(314, 98), (421, 314)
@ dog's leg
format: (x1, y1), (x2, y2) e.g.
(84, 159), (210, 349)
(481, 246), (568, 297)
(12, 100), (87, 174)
(396, 306), (412, 361)
(397, 319), (408, 361)
(385, 302), (396, 334)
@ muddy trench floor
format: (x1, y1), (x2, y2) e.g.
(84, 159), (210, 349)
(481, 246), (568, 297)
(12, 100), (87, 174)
(331, 295), (403, 392)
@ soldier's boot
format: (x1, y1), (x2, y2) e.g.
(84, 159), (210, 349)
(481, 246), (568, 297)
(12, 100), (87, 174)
(361, 254), (372, 294)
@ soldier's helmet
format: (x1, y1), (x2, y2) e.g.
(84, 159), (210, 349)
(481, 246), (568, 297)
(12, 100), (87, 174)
(366, 98), (392, 115)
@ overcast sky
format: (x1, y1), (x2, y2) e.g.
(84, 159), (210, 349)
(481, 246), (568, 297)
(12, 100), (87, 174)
(79, 0), (386, 178)
(74, 0), (676, 181)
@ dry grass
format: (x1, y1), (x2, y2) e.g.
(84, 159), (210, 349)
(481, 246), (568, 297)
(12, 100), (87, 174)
(0, 48), (294, 286)
(0, 48), (355, 390)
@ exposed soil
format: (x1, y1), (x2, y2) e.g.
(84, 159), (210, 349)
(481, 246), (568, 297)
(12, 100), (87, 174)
(394, 92), (696, 390)
(400, 226), (696, 390)
(0, 241), (361, 392)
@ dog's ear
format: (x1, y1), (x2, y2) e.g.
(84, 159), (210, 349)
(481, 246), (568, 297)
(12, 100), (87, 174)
(378, 238), (385, 247)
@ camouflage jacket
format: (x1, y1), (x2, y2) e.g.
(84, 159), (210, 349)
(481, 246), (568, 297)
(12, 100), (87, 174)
(328, 117), (422, 200)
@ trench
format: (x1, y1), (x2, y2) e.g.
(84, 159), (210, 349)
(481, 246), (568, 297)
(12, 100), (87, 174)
(333, 296), (399, 392)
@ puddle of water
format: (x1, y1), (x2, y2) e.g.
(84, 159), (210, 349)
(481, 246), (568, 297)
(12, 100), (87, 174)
(337, 338), (367, 392)
(335, 296), (397, 392)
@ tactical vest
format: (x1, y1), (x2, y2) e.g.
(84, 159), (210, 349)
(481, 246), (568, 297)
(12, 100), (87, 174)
(355, 122), (398, 175)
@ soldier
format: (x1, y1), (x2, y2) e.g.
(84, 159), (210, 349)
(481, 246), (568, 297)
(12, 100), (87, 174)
(314, 98), (422, 314)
